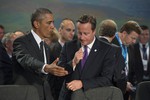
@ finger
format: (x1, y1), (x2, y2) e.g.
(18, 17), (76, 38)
(53, 70), (68, 76)
(52, 58), (59, 64)
(79, 48), (83, 53)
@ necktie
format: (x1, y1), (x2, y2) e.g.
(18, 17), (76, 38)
(142, 44), (147, 60)
(40, 41), (44, 62)
(81, 45), (88, 69)
(122, 44), (127, 61)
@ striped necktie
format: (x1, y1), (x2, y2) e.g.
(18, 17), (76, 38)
(142, 44), (147, 60)
(81, 45), (88, 69)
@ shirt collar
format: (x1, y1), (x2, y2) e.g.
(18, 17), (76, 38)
(139, 42), (149, 48)
(99, 36), (110, 42)
(82, 36), (96, 51)
(58, 39), (64, 47)
(115, 32), (123, 46)
(31, 29), (43, 48)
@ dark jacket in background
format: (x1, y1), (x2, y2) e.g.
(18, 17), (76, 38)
(0, 41), (13, 84)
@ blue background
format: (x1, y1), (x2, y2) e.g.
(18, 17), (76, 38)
(0, 0), (149, 33)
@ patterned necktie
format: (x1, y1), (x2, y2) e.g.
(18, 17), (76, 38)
(142, 44), (147, 60)
(40, 41), (44, 62)
(81, 45), (88, 69)
(122, 44), (128, 60)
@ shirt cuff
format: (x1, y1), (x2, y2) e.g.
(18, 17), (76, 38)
(41, 64), (48, 74)
(73, 65), (76, 71)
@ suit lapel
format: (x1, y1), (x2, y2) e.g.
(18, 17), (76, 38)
(135, 44), (144, 70)
(81, 38), (102, 75)
(147, 42), (150, 73)
(27, 33), (42, 61)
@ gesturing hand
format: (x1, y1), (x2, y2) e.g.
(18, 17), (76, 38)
(44, 58), (68, 76)
(72, 48), (83, 66)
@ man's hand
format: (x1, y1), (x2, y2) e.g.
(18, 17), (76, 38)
(126, 81), (133, 92)
(72, 48), (83, 67)
(66, 80), (83, 91)
(44, 58), (68, 76)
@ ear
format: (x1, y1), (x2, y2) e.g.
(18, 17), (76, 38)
(93, 29), (96, 35)
(58, 28), (62, 35)
(33, 21), (40, 28)
(122, 31), (127, 35)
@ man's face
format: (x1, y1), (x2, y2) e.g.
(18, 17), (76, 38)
(35, 13), (55, 39)
(139, 29), (149, 44)
(60, 20), (75, 41)
(123, 31), (139, 46)
(77, 22), (95, 46)
(0, 28), (4, 40)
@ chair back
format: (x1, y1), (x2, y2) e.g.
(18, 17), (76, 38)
(0, 85), (40, 100)
(71, 86), (123, 100)
(135, 81), (150, 100)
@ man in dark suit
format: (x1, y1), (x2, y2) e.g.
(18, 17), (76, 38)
(12, 8), (68, 100)
(98, 19), (127, 94)
(111, 20), (142, 100)
(0, 41), (13, 84)
(50, 18), (75, 100)
(58, 14), (116, 100)
(128, 25), (150, 99)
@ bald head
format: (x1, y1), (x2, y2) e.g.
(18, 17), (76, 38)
(59, 18), (75, 42)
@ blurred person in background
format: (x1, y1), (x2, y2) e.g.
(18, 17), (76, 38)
(50, 18), (75, 100)
(111, 20), (142, 100)
(98, 19), (127, 94)
(0, 25), (5, 41)
(0, 40), (13, 84)
(128, 25), (150, 100)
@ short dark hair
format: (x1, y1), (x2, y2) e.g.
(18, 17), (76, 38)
(31, 8), (53, 28)
(98, 19), (117, 37)
(77, 14), (96, 31)
(120, 20), (142, 35)
(0, 25), (4, 30)
(140, 25), (149, 30)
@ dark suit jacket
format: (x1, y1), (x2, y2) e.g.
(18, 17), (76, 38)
(100, 37), (127, 94)
(128, 43), (150, 85)
(112, 36), (135, 100)
(0, 41), (13, 84)
(50, 41), (65, 100)
(51, 41), (62, 60)
(58, 37), (116, 100)
(12, 32), (54, 100)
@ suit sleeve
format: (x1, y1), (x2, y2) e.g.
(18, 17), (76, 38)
(13, 38), (44, 73)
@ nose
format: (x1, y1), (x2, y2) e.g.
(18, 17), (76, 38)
(50, 22), (55, 29)
(71, 31), (75, 36)
(132, 39), (136, 44)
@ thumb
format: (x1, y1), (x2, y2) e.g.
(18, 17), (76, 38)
(52, 58), (59, 64)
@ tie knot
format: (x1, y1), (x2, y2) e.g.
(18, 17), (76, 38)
(142, 44), (146, 48)
(40, 41), (44, 45)
(40, 41), (44, 48)
(83, 45), (88, 53)
(84, 45), (87, 49)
